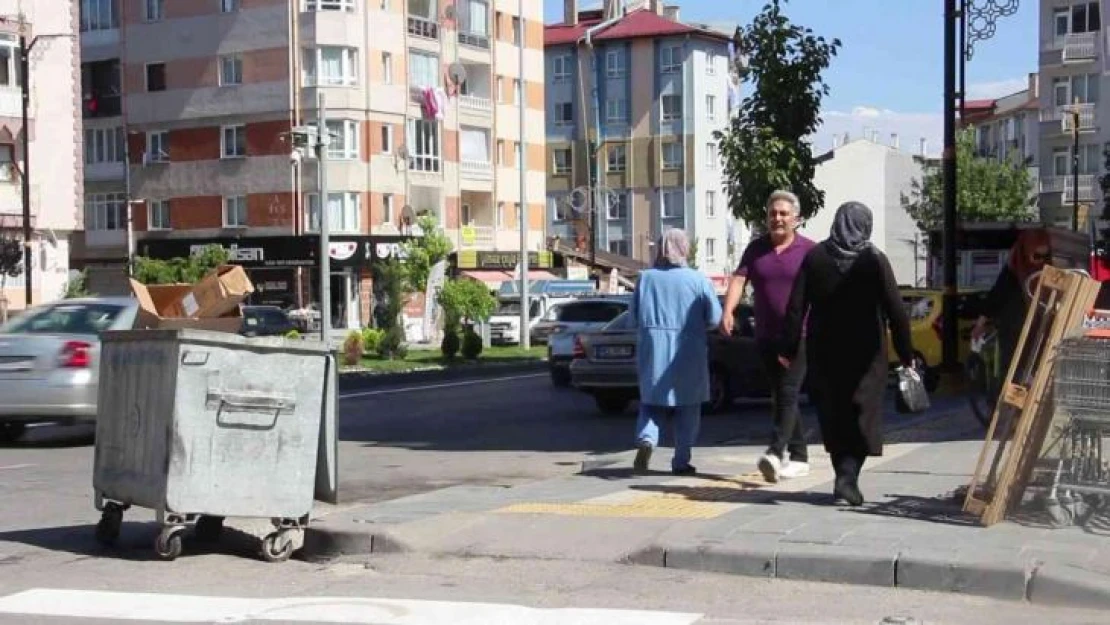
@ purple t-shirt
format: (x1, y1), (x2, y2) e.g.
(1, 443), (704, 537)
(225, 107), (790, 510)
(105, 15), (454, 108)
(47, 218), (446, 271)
(734, 234), (815, 342)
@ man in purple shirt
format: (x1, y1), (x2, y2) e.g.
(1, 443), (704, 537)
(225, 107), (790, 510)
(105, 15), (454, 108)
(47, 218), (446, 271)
(721, 190), (815, 483)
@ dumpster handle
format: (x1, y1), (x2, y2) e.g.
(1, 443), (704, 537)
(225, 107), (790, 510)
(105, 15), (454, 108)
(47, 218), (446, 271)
(207, 391), (296, 430)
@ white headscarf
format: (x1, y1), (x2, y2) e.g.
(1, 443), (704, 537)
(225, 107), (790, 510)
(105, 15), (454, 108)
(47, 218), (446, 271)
(656, 228), (690, 268)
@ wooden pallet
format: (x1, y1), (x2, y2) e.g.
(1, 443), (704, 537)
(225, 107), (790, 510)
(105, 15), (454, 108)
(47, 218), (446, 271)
(963, 266), (1102, 525)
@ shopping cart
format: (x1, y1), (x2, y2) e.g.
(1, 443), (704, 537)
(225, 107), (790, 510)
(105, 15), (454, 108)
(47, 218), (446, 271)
(1047, 337), (1110, 526)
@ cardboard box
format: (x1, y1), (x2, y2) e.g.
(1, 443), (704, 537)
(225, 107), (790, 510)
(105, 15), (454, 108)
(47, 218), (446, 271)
(171, 265), (254, 319)
(129, 274), (247, 333)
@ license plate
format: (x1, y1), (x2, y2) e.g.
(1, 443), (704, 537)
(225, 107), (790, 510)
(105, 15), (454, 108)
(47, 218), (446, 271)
(596, 345), (633, 359)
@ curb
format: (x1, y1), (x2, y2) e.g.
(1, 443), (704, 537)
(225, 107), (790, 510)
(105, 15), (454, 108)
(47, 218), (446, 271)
(337, 360), (548, 391)
(301, 521), (411, 562)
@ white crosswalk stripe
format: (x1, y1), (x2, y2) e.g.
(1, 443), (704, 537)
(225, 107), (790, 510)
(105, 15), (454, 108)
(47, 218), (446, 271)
(0, 588), (704, 625)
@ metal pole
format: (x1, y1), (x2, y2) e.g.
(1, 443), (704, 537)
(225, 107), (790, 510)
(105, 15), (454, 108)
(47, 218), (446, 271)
(1072, 107), (1080, 231)
(19, 33), (31, 307)
(317, 92), (331, 343)
(518, 0), (530, 350)
(941, 0), (959, 370)
(123, 132), (135, 276)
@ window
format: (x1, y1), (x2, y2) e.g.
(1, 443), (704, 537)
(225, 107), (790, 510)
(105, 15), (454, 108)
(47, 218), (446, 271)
(223, 196), (248, 228)
(1071, 2), (1101, 34)
(550, 194), (571, 222)
(147, 131), (169, 162)
(459, 0), (490, 41)
(144, 0), (163, 21)
(305, 0), (356, 10)
(221, 125), (246, 158)
(1071, 73), (1100, 104)
(607, 191), (628, 220)
(1082, 142), (1101, 174)
(1054, 8), (1070, 40)
(706, 143), (718, 169)
(608, 239), (630, 256)
(497, 77), (505, 102)
(383, 193), (394, 224)
(0, 36), (17, 89)
(706, 95), (716, 121)
(148, 200), (171, 230)
(0, 145), (13, 182)
(407, 119), (441, 172)
(496, 201), (505, 228)
(80, 0), (118, 32)
(513, 79), (522, 104)
(661, 94), (682, 121)
(85, 192), (127, 231)
(606, 49), (626, 77)
(512, 16), (521, 45)
(1053, 147), (1069, 176)
(514, 141), (522, 167)
(662, 142), (682, 169)
(221, 0), (241, 12)
(553, 149), (571, 174)
(554, 102), (573, 126)
(461, 204), (472, 225)
(304, 46), (358, 86)
(497, 140), (506, 165)
(706, 52), (716, 75)
(1053, 76), (1070, 107)
(146, 63), (166, 92)
(84, 127), (124, 165)
(606, 98), (628, 123)
(323, 119), (359, 159)
(306, 192), (360, 233)
(661, 45), (682, 72)
(461, 126), (491, 164)
(382, 52), (393, 84)
(705, 238), (717, 261)
(706, 190), (716, 218)
(381, 124), (393, 153)
(553, 55), (572, 80)
(607, 144), (627, 172)
(219, 55), (243, 86)
(661, 191), (684, 219)
(408, 50), (439, 89)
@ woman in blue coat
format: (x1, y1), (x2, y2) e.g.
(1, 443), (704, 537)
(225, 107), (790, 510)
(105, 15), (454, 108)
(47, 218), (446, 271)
(631, 229), (723, 475)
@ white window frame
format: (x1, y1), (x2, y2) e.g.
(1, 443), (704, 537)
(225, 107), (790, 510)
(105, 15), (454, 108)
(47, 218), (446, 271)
(223, 195), (248, 228)
(553, 55), (572, 80)
(0, 35), (18, 89)
(661, 94), (682, 122)
(383, 193), (394, 225)
(304, 0), (356, 11)
(662, 142), (682, 169)
(1053, 147), (1068, 177)
(144, 0), (164, 22)
(382, 52), (393, 84)
(304, 46), (358, 87)
(0, 145), (14, 182)
(607, 191), (628, 220)
(706, 143), (718, 169)
(84, 127), (124, 165)
(553, 148), (571, 174)
(705, 238), (717, 261)
(606, 49), (626, 78)
(661, 45), (682, 73)
(706, 94), (716, 121)
(80, 0), (118, 32)
(706, 190), (716, 218)
(219, 54), (243, 86)
(220, 124), (247, 159)
(661, 190), (684, 219)
(381, 124), (393, 154)
(606, 98), (628, 123)
(608, 239), (630, 256)
(306, 192), (360, 233)
(497, 77), (505, 103)
(407, 119), (441, 173)
(84, 192), (127, 231)
(607, 144), (627, 172)
(408, 49), (440, 90)
(325, 119), (360, 160)
(554, 102), (573, 126)
(1054, 7), (1070, 41)
(221, 0), (241, 13)
(146, 130), (169, 162)
(706, 52), (716, 75)
(550, 194), (571, 223)
(496, 201), (505, 229)
(511, 16), (521, 45)
(148, 199), (171, 230)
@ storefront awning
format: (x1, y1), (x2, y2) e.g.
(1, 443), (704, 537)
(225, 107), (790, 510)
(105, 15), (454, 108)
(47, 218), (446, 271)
(461, 269), (559, 290)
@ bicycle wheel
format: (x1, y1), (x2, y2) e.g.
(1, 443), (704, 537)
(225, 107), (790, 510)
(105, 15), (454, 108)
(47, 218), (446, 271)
(965, 352), (994, 429)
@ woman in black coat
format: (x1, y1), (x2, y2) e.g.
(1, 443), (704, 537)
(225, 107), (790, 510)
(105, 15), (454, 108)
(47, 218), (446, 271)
(779, 202), (915, 506)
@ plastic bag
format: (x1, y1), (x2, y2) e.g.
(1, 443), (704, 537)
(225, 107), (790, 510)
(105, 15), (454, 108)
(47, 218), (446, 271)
(895, 365), (930, 414)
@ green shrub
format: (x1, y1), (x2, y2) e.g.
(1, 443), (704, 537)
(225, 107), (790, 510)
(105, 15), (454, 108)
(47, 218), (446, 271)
(342, 330), (364, 367)
(441, 330), (461, 359)
(461, 329), (483, 360)
(361, 327), (383, 353)
(284, 329), (301, 340)
(377, 325), (407, 360)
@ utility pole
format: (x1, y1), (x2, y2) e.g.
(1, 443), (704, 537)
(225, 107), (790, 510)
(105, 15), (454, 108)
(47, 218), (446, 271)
(518, 0), (530, 350)
(19, 31), (30, 306)
(1071, 99), (1081, 231)
(941, 0), (958, 371)
(316, 93), (331, 344)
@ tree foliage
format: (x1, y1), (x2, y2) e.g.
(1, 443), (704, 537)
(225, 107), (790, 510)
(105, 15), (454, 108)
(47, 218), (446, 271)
(437, 278), (497, 330)
(134, 245), (229, 285)
(900, 127), (1035, 232)
(64, 270), (90, 299)
(375, 260), (407, 359)
(716, 0), (841, 226)
(402, 215), (452, 293)
(0, 235), (21, 281)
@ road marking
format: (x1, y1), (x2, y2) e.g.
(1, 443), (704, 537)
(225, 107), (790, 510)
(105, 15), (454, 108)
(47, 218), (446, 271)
(0, 589), (702, 625)
(0, 464), (33, 471)
(339, 373), (546, 399)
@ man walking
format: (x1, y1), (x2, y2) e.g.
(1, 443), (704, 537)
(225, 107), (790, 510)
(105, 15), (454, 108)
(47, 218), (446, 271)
(721, 190), (814, 483)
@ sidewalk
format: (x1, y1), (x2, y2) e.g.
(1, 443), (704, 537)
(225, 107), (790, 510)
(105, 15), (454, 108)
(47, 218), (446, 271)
(305, 412), (1110, 610)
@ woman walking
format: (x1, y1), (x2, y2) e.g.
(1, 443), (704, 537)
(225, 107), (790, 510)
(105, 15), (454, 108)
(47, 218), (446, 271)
(631, 229), (722, 475)
(779, 202), (914, 505)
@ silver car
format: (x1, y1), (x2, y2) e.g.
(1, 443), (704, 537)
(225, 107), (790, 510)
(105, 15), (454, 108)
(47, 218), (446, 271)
(0, 298), (139, 441)
(547, 297), (630, 387)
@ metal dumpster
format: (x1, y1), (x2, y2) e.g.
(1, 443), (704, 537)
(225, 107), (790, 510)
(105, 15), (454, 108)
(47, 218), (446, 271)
(92, 329), (334, 562)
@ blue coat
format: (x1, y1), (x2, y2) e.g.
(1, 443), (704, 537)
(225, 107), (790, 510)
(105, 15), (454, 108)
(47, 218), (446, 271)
(631, 266), (722, 407)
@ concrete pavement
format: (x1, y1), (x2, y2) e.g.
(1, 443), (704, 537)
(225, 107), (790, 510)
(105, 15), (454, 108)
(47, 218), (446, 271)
(305, 409), (1110, 610)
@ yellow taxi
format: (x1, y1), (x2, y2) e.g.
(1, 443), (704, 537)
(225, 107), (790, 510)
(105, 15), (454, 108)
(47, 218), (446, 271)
(889, 288), (986, 391)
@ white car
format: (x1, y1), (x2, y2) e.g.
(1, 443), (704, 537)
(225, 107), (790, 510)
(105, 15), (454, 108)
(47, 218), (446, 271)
(547, 297), (630, 387)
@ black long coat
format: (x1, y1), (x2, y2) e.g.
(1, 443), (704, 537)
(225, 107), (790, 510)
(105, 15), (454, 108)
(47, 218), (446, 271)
(780, 244), (914, 457)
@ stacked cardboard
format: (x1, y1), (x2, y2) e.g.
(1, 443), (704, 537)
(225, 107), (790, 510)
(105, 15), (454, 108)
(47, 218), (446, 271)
(130, 265), (254, 333)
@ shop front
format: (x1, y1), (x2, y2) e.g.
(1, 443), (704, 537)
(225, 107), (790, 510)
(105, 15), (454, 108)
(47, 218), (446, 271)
(137, 235), (408, 330)
(452, 250), (561, 291)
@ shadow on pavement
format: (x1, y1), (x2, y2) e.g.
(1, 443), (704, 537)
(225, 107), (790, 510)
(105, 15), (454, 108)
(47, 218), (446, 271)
(849, 493), (982, 527)
(0, 424), (94, 449)
(625, 482), (833, 507)
(0, 522), (272, 562)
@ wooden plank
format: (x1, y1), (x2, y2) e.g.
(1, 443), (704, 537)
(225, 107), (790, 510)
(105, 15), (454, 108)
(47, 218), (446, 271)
(965, 497), (987, 516)
(1001, 384), (1028, 409)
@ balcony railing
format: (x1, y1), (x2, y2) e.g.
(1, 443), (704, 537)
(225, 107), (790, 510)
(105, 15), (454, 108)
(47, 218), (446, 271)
(1063, 32), (1098, 62)
(408, 16), (439, 40)
(460, 94), (492, 112)
(409, 154), (442, 174)
(460, 160), (493, 179)
(1041, 103), (1097, 132)
(458, 31), (490, 49)
(1041, 175), (1097, 201)
(83, 93), (122, 119)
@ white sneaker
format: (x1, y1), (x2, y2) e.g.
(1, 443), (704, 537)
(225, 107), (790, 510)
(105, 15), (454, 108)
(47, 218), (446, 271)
(780, 460), (811, 479)
(757, 453), (782, 483)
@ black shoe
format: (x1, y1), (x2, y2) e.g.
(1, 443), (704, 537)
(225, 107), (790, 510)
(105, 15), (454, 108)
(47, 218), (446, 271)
(633, 443), (653, 472)
(834, 477), (865, 507)
(672, 464), (697, 476)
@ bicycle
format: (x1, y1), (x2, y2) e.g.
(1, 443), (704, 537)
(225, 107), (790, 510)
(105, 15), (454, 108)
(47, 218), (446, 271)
(966, 326), (1000, 429)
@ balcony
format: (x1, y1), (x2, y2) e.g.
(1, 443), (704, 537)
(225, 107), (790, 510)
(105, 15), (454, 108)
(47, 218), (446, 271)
(83, 93), (122, 119)
(1062, 32), (1098, 62)
(460, 160), (493, 180)
(1040, 175), (1097, 202)
(460, 94), (492, 112)
(408, 16), (439, 40)
(458, 31), (490, 50)
(1041, 103), (1097, 133)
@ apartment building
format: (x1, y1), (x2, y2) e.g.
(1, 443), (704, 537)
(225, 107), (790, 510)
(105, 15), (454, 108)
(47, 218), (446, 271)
(544, 0), (739, 278)
(0, 0), (81, 312)
(76, 0), (545, 330)
(1037, 0), (1104, 229)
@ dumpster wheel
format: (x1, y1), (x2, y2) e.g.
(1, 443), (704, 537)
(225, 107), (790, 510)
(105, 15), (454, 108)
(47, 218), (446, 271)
(260, 530), (295, 563)
(155, 527), (185, 561)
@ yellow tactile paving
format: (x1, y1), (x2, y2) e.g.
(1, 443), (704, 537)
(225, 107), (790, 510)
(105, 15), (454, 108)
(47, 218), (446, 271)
(497, 473), (769, 520)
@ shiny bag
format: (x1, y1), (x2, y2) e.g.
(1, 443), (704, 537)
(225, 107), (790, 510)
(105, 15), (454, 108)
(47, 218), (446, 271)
(895, 365), (930, 414)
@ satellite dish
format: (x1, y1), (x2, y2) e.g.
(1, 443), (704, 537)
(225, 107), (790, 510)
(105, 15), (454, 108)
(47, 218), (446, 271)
(396, 145), (410, 160)
(447, 62), (468, 86)
(568, 187), (589, 214)
(441, 4), (457, 21)
(400, 204), (416, 226)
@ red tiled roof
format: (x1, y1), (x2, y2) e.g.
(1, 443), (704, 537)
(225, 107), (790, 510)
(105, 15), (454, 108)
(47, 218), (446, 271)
(963, 99), (996, 110)
(545, 9), (730, 47)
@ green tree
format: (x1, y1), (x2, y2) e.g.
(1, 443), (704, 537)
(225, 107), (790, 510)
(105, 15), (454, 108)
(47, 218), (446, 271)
(375, 259), (408, 360)
(0, 235), (21, 323)
(900, 127), (1035, 232)
(402, 215), (452, 293)
(686, 237), (699, 270)
(64, 270), (90, 299)
(437, 278), (497, 331)
(134, 244), (230, 285)
(716, 0), (841, 226)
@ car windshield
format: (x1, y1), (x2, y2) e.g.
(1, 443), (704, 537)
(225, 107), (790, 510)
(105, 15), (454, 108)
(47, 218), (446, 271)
(1, 302), (124, 336)
(558, 302), (627, 323)
(495, 300), (541, 317)
(603, 311), (634, 330)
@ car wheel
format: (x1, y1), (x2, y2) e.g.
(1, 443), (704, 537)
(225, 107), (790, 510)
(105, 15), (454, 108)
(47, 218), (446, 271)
(704, 368), (730, 414)
(0, 423), (27, 443)
(550, 367), (571, 388)
(594, 393), (630, 415)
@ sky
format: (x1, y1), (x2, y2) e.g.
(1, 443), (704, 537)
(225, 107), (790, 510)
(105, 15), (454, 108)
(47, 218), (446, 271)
(542, 0), (1039, 157)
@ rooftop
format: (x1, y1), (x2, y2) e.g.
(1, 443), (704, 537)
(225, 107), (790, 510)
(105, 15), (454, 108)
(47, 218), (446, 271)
(545, 8), (731, 47)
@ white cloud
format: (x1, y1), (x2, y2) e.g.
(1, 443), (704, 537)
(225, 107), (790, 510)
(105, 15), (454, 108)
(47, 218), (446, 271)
(814, 106), (943, 157)
(966, 77), (1030, 99)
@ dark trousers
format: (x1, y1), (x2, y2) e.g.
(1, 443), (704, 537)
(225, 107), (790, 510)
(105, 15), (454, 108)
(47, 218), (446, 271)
(758, 340), (808, 463)
(831, 452), (867, 485)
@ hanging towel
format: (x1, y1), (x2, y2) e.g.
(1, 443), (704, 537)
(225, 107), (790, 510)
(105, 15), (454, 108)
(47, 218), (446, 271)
(422, 86), (437, 119)
(433, 87), (449, 121)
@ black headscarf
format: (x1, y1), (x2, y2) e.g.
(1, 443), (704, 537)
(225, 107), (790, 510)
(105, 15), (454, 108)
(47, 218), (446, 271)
(824, 201), (874, 272)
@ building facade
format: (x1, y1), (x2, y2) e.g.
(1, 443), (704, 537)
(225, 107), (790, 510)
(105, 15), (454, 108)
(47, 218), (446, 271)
(1037, 0), (1104, 229)
(76, 0), (545, 330)
(544, 0), (740, 278)
(0, 0), (81, 313)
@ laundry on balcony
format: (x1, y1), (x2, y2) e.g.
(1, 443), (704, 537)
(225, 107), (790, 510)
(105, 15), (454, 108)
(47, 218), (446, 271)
(420, 86), (448, 120)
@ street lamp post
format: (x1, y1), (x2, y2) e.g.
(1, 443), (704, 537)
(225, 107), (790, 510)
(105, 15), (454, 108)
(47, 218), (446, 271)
(1071, 101), (1081, 231)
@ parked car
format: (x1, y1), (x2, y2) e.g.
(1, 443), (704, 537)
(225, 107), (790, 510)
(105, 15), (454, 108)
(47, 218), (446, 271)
(0, 298), (140, 441)
(529, 303), (565, 345)
(241, 305), (297, 337)
(888, 288), (985, 391)
(547, 297), (631, 387)
(569, 304), (782, 415)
